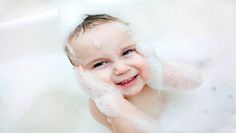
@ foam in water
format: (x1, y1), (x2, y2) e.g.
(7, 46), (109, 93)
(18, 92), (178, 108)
(1, 0), (235, 132)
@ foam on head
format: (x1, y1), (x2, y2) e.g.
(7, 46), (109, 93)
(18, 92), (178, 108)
(92, 39), (102, 49)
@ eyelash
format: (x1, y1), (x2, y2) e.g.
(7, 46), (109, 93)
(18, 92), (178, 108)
(93, 61), (108, 68)
(92, 48), (136, 69)
(122, 49), (135, 56)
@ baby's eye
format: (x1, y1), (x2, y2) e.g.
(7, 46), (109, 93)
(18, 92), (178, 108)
(122, 49), (135, 56)
(93, 61), (108, 68)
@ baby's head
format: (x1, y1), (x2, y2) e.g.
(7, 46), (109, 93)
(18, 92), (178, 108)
(65, 14), (151, 97)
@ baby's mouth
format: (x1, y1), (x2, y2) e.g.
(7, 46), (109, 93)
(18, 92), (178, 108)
(116, 74), (138, 86)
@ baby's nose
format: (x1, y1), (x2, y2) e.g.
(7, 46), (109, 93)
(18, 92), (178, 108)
(113, 61), (130, 75)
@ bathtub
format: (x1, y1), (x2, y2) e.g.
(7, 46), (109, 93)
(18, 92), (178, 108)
(0, 3), (109, 133)
(0, 0), (236, 132)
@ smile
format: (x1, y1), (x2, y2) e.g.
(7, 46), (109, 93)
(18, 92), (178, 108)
(116, 74), (138, 88)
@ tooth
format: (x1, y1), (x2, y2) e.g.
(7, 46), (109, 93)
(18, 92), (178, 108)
(120, 77), (134, 85)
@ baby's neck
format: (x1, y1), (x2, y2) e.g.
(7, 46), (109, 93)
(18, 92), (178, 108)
(125, 85), (167, 120)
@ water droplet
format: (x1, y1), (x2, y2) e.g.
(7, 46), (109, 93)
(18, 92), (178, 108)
(202, 110), (209, 114)
(211, 86), (217, 91)
(228, 94), (234, 99)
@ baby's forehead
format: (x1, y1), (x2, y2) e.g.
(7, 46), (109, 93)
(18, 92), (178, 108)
(74, 34), (135, 51)
(75, 22), (133, 45)
(83, 22), (131, 36)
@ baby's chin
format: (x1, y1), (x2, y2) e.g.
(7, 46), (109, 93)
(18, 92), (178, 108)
(121, 84), (145, 98)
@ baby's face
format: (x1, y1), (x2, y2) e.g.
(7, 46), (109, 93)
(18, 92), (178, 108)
(71, 22), (150, 97)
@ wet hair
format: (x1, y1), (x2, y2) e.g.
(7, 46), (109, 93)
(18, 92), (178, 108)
(64, 14), (129, 66)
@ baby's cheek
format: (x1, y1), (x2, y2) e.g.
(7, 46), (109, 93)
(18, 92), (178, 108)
(141, 62), (151, 82)
(139, 60), (151, 82)
(128, 55), (151, 82)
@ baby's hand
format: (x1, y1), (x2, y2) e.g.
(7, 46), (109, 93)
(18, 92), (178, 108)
(136, 43), (202, 91)
(76, 66), (126, 117)
(136, 43), (164, 90)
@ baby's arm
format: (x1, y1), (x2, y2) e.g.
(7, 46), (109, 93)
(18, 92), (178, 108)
(136, 43), (202, 91)
(89, 98), (158, 133)
(109, 100), (158, 133)
(162, 60), (203, 90)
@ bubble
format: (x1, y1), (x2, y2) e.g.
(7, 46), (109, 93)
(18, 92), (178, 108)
(227, 94), (234, 99)
(211, 86), (217, 91)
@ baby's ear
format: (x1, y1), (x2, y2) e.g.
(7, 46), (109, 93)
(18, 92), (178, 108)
(73, 64), (81, 70)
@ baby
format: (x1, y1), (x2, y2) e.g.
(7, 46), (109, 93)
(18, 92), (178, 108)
(64, 14), (202, 133)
